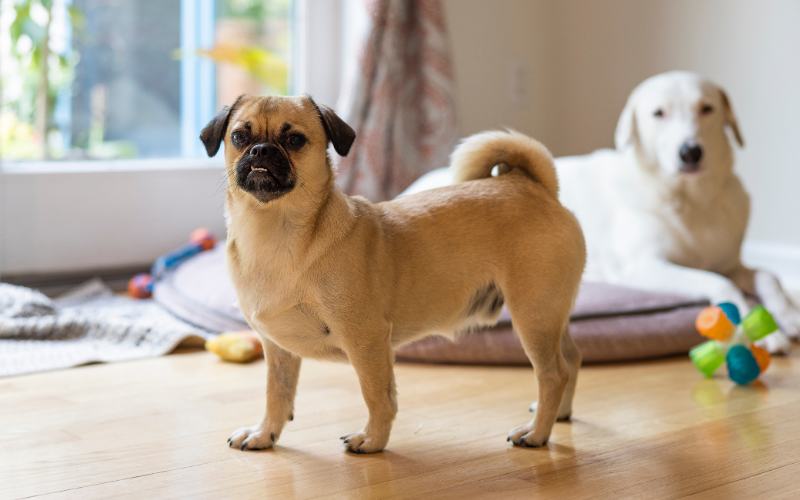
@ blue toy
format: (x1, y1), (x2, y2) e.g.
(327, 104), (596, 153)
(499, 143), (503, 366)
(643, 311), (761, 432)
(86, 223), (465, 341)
(128, 228), (216, 298)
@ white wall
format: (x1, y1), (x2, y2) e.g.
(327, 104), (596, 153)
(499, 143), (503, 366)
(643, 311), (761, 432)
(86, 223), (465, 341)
(444, 0), (800, 281)
(443, 0), (559, 145)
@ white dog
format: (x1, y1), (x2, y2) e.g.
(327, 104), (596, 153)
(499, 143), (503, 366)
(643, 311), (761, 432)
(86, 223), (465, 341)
(406, 71), (799, 352)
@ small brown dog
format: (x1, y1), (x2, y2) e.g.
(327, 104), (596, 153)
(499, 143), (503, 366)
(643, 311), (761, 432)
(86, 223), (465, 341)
(200, 95), (586, 453)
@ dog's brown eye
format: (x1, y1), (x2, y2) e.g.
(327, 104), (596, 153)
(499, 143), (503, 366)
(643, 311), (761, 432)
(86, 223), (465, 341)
(286, 133), (306, 149)
(653, 108), (665, 118)
(700, 104), (714, 115)
(231, 130), (249, 148)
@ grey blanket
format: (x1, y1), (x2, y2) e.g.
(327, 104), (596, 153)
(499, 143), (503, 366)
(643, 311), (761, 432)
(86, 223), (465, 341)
(0, 280), (206, 377)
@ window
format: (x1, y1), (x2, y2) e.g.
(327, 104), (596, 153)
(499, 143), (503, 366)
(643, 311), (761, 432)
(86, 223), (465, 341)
(0, 0), (293, 163)
(0, 0), (342, 277)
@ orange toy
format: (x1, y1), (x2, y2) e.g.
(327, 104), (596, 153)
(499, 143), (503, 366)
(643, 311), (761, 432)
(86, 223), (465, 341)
(695, 306), (736, 341)
(750, 344), (771, 372)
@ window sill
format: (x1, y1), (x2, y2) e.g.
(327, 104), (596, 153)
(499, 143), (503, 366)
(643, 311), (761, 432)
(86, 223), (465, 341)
(1, 158), (223, 175)
(0, 159), (228, 276)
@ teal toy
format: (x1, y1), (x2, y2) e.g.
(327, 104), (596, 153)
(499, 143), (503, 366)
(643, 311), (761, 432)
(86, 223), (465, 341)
(725, 345), (761, 385)
(717, 301), (741, 325)
(689, 303), (779, 385)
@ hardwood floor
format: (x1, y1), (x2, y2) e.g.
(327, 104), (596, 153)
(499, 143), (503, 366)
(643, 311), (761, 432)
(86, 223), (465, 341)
(2, 348), (800, 499)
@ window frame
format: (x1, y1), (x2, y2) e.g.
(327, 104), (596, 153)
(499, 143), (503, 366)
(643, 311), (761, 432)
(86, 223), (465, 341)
(0, 0), (344, 277)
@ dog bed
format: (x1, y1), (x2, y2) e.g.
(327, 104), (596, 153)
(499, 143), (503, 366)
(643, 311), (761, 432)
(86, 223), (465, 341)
(154, 245), (709, 363)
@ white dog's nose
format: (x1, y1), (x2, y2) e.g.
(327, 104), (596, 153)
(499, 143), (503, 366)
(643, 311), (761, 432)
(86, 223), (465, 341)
(679, 142), (704, 165)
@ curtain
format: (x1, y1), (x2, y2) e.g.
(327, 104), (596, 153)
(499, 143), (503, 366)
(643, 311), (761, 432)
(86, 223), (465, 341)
(336, 0), (458, 201)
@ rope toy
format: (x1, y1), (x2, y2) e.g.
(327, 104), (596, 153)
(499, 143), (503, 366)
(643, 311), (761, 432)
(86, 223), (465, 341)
(128, 228), (216, 298)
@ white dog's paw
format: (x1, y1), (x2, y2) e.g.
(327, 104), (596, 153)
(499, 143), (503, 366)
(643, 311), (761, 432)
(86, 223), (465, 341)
(227, 424), (277, 451)
(528, 401), (572, 422)
(339, 431), (388, 454)
(773, 307), (800, 340)
(756, 331), (792, 355)
(507, 421), (548, 448)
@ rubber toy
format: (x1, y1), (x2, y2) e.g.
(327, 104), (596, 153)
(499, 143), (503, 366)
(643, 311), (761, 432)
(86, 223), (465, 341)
(206, 331), (263, 363)
(689, 302), (779, 385)
(128, 228), (216, 298)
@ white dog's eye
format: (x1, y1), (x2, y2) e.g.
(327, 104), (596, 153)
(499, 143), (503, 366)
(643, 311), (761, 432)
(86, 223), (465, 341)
(653, 108), (665, 118)
(700, 104), (714, 115)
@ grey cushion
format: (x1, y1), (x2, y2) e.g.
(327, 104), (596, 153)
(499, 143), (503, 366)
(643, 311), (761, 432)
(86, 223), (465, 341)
(154, 245), (708, 363)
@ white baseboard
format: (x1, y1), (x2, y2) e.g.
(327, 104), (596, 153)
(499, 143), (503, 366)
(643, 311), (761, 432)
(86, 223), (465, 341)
(743, 240), (800, 292)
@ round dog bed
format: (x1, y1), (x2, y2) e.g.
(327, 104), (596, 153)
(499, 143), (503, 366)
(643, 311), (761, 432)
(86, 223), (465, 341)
(154, 245), (708, 363)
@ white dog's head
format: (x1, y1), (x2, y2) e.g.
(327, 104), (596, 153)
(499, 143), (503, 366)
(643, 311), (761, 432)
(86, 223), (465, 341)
(615, 71), (744, 183)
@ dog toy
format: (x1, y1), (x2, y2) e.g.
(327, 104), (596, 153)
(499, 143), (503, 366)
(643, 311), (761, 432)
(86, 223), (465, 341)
(206, 331), (262, 363)
(689, 302), (779, 385)
(128, 228), (216, 298)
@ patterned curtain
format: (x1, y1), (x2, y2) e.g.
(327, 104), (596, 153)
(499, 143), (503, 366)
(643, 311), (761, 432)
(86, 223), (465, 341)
(336, 0), (458, 201)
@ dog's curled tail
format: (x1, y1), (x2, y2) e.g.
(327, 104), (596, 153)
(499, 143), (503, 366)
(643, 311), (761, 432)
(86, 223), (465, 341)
(450, 130), (558, 197)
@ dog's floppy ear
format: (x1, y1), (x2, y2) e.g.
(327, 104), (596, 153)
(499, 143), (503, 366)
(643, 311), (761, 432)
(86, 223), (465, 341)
(307, 96), (356, 156)
(614, 93), (638, 151)
(200, 96), (244, 157)
(720, 88), (744, 148)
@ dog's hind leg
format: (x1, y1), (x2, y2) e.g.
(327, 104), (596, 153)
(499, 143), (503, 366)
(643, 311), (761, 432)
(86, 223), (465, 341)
(506, 304), (571, 448)
(529, 328), (580, 421)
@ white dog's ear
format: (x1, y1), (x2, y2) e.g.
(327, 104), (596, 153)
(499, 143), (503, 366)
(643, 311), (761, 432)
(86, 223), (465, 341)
(720, 89), (744, 148)
(614, 94), (638, 151)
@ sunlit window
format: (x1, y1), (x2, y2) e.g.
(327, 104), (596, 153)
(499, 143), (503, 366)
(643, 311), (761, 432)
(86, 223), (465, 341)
(0, 0), (293, 162)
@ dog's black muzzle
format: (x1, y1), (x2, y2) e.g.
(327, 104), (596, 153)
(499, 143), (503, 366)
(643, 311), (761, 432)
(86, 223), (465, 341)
(236, 143), (295, 202)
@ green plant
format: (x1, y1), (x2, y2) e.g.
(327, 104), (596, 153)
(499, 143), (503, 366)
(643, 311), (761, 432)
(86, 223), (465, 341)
(8, 0), (83, 159)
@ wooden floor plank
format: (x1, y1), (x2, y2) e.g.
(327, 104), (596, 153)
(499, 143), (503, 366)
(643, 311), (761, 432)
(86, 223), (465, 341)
(2, 349), (799, 499)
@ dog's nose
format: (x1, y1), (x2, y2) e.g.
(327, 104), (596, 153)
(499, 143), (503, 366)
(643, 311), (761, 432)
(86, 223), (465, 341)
(679, 142), (703, 165)
(249, 143), (281, 160)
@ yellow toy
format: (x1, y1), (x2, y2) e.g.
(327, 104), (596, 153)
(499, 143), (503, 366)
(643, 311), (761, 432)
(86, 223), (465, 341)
(206, 331), (262, 363)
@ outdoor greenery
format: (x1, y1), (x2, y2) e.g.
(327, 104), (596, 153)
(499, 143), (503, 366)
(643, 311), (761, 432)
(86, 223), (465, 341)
(3, 0), (82, 159)
(0, 0), (292, 162)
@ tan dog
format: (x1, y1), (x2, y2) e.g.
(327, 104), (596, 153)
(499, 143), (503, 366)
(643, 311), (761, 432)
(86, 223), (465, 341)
(200, 95), (586, 453)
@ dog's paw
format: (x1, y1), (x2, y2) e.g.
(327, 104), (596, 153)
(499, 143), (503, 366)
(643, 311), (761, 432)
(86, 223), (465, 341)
(529, 401), (571, 422)
(756, 330), (792, 355)
(773, 307), (800, 340)
(339, 431), (387, 454)
(227, 424), (276, 451)
(507, 422), (548, 448)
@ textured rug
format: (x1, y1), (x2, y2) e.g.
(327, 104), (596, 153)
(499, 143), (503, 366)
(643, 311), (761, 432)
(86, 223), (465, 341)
(0, 280), (207, 377)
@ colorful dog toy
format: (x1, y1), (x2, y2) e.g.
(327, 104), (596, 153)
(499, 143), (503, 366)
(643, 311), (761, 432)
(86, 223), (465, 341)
(206, 331), (263, 363)
(689, 302), (779, 385)
(128, 228), (216, 298)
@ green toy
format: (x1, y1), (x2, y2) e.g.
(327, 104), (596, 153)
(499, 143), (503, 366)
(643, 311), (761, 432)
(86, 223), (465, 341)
(689, 303), (779, 385)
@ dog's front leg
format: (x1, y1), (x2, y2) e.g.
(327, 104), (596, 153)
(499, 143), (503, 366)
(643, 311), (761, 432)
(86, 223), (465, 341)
(622, 258), (749, 311)
(624, 259), (792, 353)
(754, 270), (800, 340)
(339, 327), (397, 454)
(730, 265), (799, 347)
(228, 339), (301, 451)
